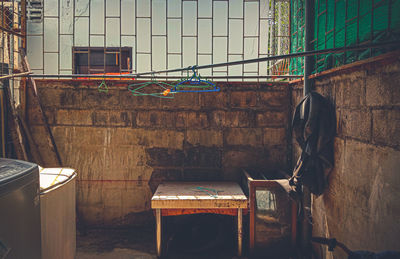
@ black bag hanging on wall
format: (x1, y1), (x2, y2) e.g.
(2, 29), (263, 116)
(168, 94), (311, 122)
(290, 91), (336, 196)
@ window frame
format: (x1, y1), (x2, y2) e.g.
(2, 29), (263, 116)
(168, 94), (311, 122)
(72, 47), (132, 74)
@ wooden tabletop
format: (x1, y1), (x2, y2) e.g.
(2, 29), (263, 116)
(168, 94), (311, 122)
(151, 182), (248, 209)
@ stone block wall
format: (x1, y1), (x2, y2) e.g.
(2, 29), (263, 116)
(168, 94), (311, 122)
(291, 58), (400, 258)
(27, 81), (291, 227)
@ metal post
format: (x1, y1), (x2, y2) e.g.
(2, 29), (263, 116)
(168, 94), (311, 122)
(271, 0), (276, 56)
(301, 0), (314, 257)
(237, 208), (243, 257)
(156, 209), (162, 257)
(304, 0), (313, 96)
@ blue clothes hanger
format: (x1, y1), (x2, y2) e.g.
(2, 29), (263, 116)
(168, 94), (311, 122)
(170, 66), (220, 93)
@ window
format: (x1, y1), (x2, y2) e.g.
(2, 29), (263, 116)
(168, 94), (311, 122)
(27, 0), (43, 23)
(73, 47), (132, 74)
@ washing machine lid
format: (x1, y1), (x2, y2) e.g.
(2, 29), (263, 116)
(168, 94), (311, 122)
(0, 158), (37, 185)
(39, 167), (76, 193)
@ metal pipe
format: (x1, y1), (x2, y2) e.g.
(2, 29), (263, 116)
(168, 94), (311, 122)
(10, 40), (400, 79)
(301, 1), (314, 257)
(25, 75), (302, 79)
(0, 71), (32, 80)
(304, 0), (313, 95)
(135, 40), (400, 76)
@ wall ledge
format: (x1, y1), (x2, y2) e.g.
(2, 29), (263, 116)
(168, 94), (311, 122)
(289, 49), (400, 85)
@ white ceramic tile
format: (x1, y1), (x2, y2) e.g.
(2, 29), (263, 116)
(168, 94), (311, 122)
(198, 0), (212, 18)
(213, 1), (228, 36)
(197, 54), (212, 76)
(106, 18), (120, 47)
(121, 0), (135, 35)
(44, 0), (58, 16)
(229, 19), (243, 54)
(137, 53), (151, 73)
(244, 37), (258, 72)
(167, 0), (181, 18)
(167, 54), (181, 76)
(229, 0), (243, 18)
(44, 53), (59, 74)
(31, 69), (44, 75)
(152, 36), (167, 70)
(44, 18), (58, 52)
(152, 0), (167, 35)
(260, 0), (270, 19)
(228, 54), (243, 77)
(60, 35), (73, 69)
(183, 1), (197, 36)
(259, 19), (270, 54)
(27, 36), (43, 69)
(75, 0), (90, 16)
(136, 18), (151, 52)
(74, 17), (89, 46)
(244, 1), (259, 37)
(60, 0), (74, 34)
(258, 54), (269, 76)
(137, 0), (150, 17)
(27, 21), (43, 35)
(213, 37), (227, 72)
(243, 72), (258, 81)
(198, 19), (212, 54)
(183, 37), (196, 67)
(167, 19), (181, 53)
(106, 0), (120, 16)
(90, 35), (105, 46)
(90, 0), (104, 34)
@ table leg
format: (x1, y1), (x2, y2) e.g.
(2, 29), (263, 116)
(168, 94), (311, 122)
(238, 208), (243, 257)
(156, 209), (162, 257)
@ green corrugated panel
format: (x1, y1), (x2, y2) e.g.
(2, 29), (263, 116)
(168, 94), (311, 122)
(290, 0), (399, 74)
(391, 0), (400, 30)
(359, 0), (373, 42)
(290, 0), (305, 75)
(373, 0), (389, 35)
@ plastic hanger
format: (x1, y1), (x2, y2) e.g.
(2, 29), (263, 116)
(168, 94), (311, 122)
(98, 77), (109, 93)
(128, 73), (176, 98)
(170, 66), (220, 93)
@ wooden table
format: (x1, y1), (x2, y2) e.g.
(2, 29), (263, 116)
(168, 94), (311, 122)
(151, 182), (248, 257)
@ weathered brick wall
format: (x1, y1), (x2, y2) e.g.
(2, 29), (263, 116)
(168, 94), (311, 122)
(291, 59), (400, 258)
(27, 81), (291, 227)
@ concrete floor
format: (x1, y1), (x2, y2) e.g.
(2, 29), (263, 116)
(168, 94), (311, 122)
(76, 224), (243, 259)
(76, 227), (157, 259)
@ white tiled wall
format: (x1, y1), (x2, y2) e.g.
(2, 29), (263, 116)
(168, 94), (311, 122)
(27, 0), (274, 78)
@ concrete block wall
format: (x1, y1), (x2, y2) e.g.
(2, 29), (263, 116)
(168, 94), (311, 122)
(291, 58), (400, 258)
(27, 81), (291, 227)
